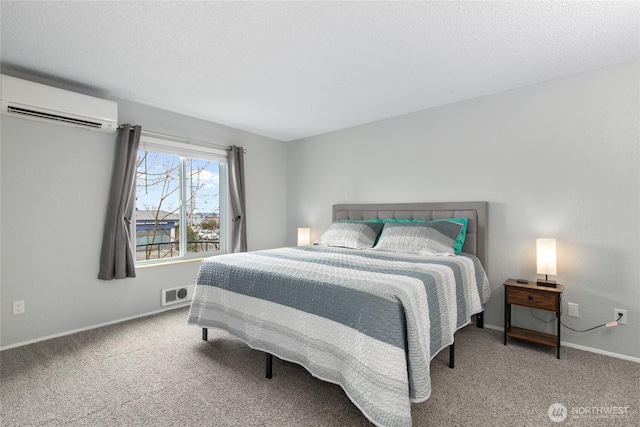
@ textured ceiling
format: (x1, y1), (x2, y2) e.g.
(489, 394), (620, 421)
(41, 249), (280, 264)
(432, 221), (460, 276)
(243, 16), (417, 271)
(1, 1), (638, 141)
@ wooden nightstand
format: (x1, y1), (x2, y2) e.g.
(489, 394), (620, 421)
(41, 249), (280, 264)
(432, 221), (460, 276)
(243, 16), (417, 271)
(503, 279), (564, 359)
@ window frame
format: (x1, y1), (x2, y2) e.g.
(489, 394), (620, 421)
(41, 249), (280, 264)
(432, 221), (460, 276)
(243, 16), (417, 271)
(134, 134), (230, 265)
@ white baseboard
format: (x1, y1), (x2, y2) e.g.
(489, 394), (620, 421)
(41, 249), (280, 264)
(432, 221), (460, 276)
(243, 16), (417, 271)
(558, 341), (640, 363)
(484, 323), (640, 364)
(4, 313), (638, 364)
(0, 303), (191, 351)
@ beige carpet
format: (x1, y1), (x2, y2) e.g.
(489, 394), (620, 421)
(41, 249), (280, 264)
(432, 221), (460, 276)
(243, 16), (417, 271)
(1, 306), (638, 426)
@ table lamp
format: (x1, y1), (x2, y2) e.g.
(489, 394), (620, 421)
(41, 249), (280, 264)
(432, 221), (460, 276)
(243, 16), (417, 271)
(297, 228), (311, 246)
(537, 238), (557, 287)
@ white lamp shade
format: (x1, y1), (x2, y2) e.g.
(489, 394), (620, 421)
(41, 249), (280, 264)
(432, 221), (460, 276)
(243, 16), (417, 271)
(297, 228), (311, 246)
(536, 238), (557, 276)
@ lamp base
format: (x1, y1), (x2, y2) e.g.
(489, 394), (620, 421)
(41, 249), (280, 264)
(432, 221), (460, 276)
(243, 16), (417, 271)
(537, 279), (557, 288)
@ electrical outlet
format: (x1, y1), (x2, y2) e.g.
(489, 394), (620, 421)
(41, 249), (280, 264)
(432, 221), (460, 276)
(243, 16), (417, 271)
(568, 303), (579, 318)
(13, 300), (25, 315)
(614, 309), (627, 325)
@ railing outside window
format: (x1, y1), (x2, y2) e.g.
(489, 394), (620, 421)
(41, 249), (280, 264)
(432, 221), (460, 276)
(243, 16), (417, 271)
(136, 240), (220, 261)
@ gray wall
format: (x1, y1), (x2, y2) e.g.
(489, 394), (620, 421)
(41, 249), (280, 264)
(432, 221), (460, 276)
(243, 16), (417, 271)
(286, 61), (640, 359)
(2, 61), (638, 360)
(1, 98), (287, 348)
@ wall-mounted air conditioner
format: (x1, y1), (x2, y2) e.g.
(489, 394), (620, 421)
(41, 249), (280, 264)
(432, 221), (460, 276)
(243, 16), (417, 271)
(1, 74), (118, 133)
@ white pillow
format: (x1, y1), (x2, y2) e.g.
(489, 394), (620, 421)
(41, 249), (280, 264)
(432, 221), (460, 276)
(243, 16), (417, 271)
(314, 222), (384, 249)
(373, 222), (463, 256)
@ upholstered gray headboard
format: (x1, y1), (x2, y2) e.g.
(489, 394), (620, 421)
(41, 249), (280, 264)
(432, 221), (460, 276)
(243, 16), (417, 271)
(333, 202), (488, 268)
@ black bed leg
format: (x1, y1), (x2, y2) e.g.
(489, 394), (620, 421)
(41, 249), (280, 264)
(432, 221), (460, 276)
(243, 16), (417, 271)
(476, 312), (484, 329)
(265, 353), (273, 379)
(202, 328), (208, 341)
(449, 340), (455, 369)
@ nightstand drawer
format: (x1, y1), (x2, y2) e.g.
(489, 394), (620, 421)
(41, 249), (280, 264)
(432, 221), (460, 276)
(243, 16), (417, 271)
(506, 287), (558, 311)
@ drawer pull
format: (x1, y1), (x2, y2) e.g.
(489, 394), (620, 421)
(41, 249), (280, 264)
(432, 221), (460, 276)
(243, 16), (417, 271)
(528, 296), (533, 300)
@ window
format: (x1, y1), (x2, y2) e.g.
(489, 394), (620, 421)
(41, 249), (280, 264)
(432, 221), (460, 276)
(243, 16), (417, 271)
(134, 135), (228, 264)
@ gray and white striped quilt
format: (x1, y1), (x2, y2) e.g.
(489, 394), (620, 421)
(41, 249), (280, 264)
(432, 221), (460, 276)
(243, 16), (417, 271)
(187, 245), (491, 427)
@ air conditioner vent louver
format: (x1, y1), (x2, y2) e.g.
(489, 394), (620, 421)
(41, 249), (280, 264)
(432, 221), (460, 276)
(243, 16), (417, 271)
(1, 74), (118, 133)
(7, 105), (103, 128)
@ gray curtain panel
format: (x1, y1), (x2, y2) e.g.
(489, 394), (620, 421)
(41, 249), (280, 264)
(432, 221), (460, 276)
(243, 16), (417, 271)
(98, 125), (142, 280)
(228, 146), (247, 253)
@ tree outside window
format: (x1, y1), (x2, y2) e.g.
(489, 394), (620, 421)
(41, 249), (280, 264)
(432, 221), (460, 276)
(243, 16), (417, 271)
(135, 150), (221, 262)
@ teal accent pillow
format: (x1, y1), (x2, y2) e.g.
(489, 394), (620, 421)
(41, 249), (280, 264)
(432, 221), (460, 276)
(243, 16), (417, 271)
(435, 218), (468, 254)
(373, 221), (463, 256)
(338, 217), (468, 253)
(381, 217), (468, 254)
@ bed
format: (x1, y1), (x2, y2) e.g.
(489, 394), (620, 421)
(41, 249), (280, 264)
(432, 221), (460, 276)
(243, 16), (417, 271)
(187, 201), (491, 427)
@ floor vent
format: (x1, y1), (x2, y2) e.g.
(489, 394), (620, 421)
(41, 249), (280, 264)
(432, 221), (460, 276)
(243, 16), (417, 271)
(162, 284), (195, 306)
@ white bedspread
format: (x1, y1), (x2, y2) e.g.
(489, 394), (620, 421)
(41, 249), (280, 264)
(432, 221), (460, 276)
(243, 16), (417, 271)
(188, 246), (490, 427)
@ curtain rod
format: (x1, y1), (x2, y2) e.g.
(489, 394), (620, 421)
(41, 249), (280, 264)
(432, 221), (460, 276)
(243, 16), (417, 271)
(119, 125), (247, 154)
